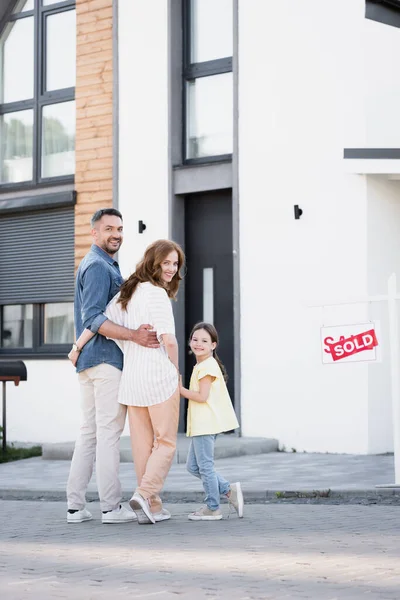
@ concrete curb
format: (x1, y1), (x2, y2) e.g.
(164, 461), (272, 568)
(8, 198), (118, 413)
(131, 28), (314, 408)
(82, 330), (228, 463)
(2, 487), (400, 504)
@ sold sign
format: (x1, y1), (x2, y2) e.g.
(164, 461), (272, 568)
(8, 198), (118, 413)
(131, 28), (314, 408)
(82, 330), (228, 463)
(321, 323), (380, 364)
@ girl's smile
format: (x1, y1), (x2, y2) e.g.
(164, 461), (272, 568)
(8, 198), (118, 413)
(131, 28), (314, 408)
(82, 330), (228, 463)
(190, 328), (217, 362)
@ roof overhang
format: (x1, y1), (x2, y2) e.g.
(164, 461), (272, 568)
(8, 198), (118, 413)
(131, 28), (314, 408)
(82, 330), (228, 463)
(344, 149), (400, 175)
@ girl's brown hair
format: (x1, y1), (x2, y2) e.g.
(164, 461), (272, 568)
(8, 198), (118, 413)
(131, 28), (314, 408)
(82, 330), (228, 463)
(189, 322), (228, 382)
(118, 239), (185, 310)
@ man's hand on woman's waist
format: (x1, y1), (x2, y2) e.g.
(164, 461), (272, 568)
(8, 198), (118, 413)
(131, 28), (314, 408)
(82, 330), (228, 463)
(130, 324), (160, 348)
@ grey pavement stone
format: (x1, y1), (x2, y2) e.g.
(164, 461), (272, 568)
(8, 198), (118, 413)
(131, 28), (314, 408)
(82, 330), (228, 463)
(1, 501), (400, 599)
(41, 433), (279, 463)
(1, 452), (400, 504)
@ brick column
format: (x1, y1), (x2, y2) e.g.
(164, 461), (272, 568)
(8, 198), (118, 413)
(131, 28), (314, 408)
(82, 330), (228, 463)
(75, 0), (113, 269)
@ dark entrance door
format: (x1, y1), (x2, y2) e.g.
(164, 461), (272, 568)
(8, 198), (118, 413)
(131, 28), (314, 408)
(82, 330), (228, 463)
(184, 190), (234, 408)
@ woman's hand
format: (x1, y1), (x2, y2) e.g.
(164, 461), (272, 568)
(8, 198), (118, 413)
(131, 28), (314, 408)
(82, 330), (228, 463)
(179, 375), (184, 393)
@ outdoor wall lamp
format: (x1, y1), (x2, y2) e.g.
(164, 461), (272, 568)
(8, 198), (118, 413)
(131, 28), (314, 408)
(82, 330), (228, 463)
(294, 205), (303, 220)
(138, 220), (147, 234)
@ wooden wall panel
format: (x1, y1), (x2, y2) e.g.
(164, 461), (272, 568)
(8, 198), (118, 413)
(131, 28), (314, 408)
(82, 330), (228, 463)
(75, 0), (113, 268)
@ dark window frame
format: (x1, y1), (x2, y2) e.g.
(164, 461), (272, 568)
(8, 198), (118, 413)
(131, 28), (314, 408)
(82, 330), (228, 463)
(182, 0), (233, 165)
(366, 0), (400, 28)
(0, 302), (73, 359)
(0, 0), (75, 192)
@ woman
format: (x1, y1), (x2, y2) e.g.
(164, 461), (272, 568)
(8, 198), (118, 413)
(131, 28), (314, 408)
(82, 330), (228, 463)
(71, 239), (185, 525)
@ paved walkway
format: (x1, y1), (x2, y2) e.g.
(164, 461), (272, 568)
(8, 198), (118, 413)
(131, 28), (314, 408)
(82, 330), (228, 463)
(1, 500), (400, 599)
(42, 434), (277, 463)
(1, 452), (399, 502)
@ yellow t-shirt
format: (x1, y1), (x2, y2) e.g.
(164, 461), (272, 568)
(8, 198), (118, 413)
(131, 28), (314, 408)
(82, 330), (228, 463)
(186, 356), (239, 437)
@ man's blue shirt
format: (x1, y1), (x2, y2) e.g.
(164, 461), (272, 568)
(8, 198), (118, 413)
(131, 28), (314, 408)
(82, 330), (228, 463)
(75, 244), (123, 373)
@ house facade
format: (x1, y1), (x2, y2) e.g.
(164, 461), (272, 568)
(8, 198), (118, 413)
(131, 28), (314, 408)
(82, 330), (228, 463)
(2, 0), (400, 454)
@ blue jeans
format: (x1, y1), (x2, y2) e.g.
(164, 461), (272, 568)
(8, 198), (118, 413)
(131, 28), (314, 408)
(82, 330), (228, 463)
(186, 434), (230, 511)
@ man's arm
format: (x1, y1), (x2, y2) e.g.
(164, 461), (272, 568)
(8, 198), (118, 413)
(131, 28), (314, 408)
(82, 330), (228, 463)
(68, 262), (110, 366)
(68, 322), (159, 367)
(99, 320), (159, 347)
(80, 262), (113, 333)
(68, 263), (159, 366)
(80, 262), (158, 346)
(102, 289), (159, 347)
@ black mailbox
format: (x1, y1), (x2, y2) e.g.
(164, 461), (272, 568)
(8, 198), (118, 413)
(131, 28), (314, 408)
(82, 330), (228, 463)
(0, 360), (27, 452)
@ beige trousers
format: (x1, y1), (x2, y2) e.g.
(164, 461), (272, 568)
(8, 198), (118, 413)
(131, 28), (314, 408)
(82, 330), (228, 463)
(67, 364), (126, 512)
(127, 388), (180, 512)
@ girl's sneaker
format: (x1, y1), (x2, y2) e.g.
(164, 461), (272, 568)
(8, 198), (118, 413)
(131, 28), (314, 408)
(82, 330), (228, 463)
(228, 482), (244, 518)
(188, 507), (223, 521)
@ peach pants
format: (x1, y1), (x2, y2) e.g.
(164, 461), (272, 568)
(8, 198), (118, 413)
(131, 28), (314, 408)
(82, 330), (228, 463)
(127, 388), (180, 513)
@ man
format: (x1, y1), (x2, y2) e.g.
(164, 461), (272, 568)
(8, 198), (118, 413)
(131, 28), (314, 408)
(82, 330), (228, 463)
(66, 208), (158, 524)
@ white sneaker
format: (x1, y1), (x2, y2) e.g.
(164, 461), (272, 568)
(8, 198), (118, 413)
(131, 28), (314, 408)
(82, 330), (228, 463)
(152, 508), (171, 522)
(67, 508), (93, 524)
(102, 505), (137, 524)
(188, 506), (223, 521)
(129, 492), (155, 524)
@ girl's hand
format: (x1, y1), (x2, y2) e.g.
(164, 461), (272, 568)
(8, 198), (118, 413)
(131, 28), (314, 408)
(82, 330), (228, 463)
(179, 375), (184, 393)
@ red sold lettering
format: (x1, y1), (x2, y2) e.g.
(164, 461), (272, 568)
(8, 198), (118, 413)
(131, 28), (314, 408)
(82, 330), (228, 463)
(324, 329), (378, 362)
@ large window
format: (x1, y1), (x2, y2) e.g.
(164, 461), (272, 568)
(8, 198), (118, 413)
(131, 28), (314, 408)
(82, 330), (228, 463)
(183, 0), (233, 162)
(0, 0), (76, 189)
(0, 302), (74, 356)
(0, 203), (75, 358)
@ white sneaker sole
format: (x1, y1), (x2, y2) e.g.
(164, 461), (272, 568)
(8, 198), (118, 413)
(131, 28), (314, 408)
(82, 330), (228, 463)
(102, 515), (137, 524)
(67, 515), (93, 524)
(234, 481), (244, 518)
(188, 514), (223, 521)
(129, 495), (155, 525)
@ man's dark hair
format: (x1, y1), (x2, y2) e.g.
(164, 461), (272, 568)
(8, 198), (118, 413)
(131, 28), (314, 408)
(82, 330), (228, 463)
(90, 208), (123, 228)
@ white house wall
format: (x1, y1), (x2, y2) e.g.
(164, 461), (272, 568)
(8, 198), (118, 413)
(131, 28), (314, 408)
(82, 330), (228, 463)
(117, 0), (170, 278)
(238, 0), (372, 452)
(9, 1), (400, 454)
(6, 361), (80, 443)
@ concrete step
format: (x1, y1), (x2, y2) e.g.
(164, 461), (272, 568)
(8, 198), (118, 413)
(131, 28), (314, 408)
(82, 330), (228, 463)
(42, 434), (279, 464)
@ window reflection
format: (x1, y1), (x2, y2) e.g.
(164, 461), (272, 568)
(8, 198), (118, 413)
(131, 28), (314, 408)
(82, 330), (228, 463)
(44, 303), (74, 344)
(1, 305), (33, 348)
(190, 0), (233, 63)
(186, 73), (233, 159)
(42, 101), (76, 178)
(46, 10), (76, 91)
(1, 17), (34, 103)
(0, 110), (33, 183)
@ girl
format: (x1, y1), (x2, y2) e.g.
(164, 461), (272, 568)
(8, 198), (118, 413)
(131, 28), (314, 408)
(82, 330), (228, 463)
(70, 239), (185, 525)
(179, 322), (244, 521)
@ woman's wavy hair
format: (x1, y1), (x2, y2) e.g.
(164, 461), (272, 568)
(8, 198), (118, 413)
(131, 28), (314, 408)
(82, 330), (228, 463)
(118, 239), (185, 310)
(189, 322), (228, 382)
